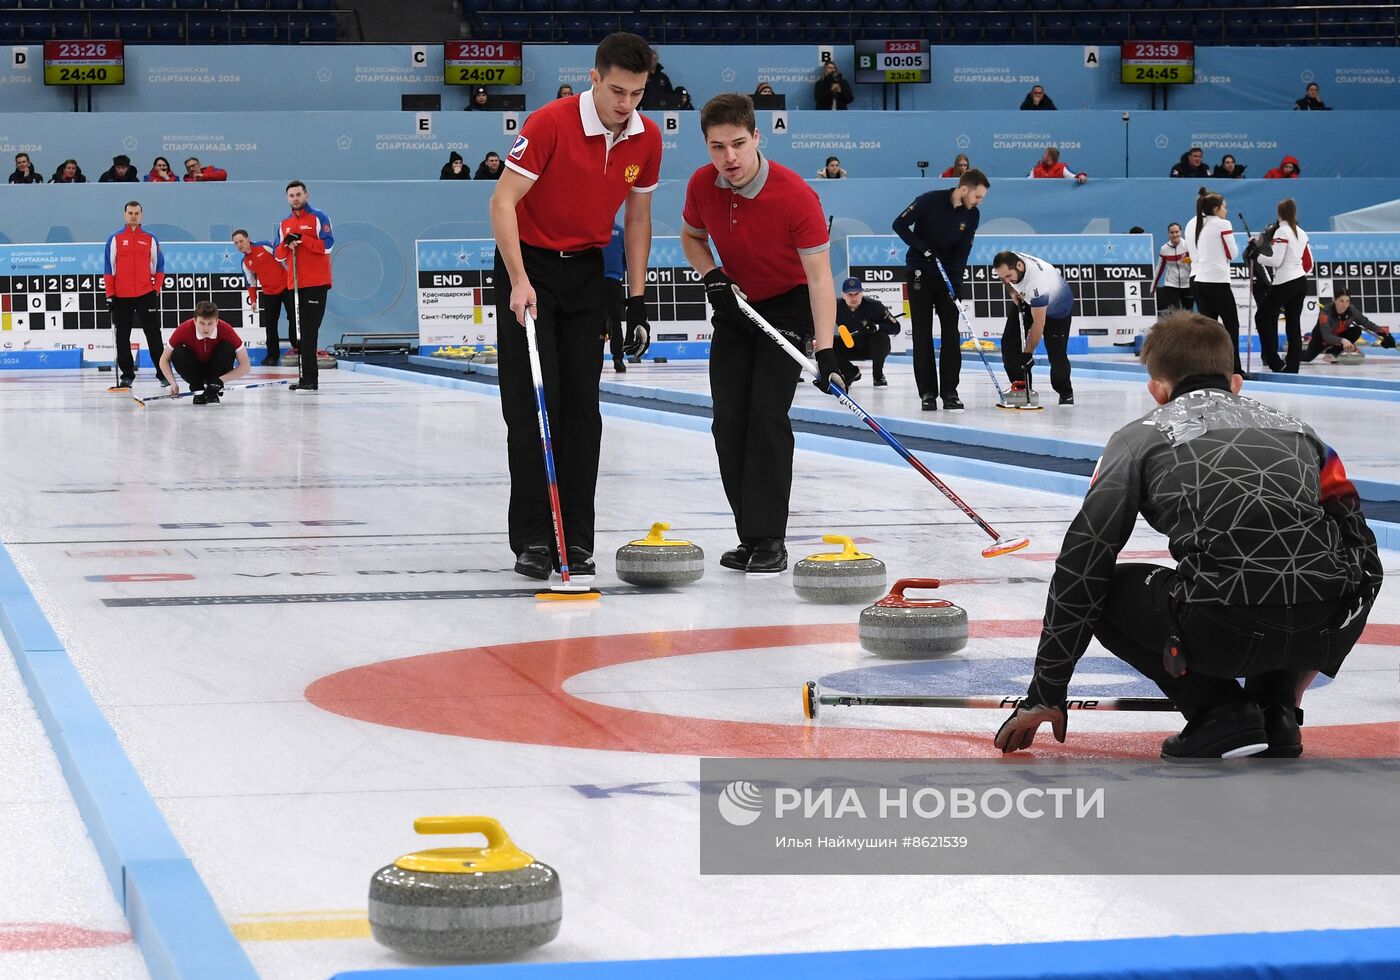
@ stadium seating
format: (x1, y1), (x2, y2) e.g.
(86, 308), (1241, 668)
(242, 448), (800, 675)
(13, 0), (347, 44)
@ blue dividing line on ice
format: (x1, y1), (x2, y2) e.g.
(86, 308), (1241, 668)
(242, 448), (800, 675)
(0, 545), (258, 979)
(370, 358), (1400, 549)
(329, 927), (1400, 980)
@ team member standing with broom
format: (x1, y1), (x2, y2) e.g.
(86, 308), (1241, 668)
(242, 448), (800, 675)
(680, 93), (839, 574)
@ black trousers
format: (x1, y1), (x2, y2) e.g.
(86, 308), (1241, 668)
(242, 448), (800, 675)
(1192, 281), (1243, 375)
(258, 289), (297, 355)
(494, 245), (605, 556)
(709, 285), (810, 543)
(1258, 277), (1308, 374)
(907, 267), (962, 401)
(1156, 285), (1193, 314)
(1301, 323), (1357, 363)
(112, 292), (164, 381)
(1001, 307), (1073, 398)
(603, 277), (626, 364)
(288, 285), (329, 386)
(835, 331), (890, 379)
(1092, 563), (1372, 721)
(170, 341), (237, 387)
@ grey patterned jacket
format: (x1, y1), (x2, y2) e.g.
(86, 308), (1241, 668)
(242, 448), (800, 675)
(1028, 377), (1383, 707)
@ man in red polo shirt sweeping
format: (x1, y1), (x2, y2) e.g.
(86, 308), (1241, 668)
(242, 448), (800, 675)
(489, 32), (662, 580)
(680, 93), (838, 574)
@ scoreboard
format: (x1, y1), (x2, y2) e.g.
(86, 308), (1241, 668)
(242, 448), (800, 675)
(854, 39), (931, 85)
(43, 40), (125, 87)
(0, 242), (252, 361)
(846, 234), (1158, 347)
(1120, 41), (1194, 85)
(443, 41), (523, 87)
(1232, 232), (1400, 333)
(415, 238), (711, 355)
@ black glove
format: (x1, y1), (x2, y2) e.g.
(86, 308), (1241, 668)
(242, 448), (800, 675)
(993, 699), (1067, 754)
(813, 347), (855, 394)
(281, 231), (302, 247)
(1382, 332), (1396, 350)
(861, 318), (881, 335)
(1022, 354), (1035, 373)
(703, 268), (744, 324)
(205, 377), (225, 398)
(623, 295), (650, 357)
(1243, 240), (1260, 264)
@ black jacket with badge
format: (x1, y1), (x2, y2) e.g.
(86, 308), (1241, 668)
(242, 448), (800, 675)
(836, 296), (900, 338)
(1026, 378), (1382, 708)
(892, 189), (980, 299)
(1169, 152), (1210, 178)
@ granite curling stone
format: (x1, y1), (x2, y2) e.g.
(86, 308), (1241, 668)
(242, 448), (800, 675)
(858, 578), (969, 659)
(369, 816), (561, 960)
(792, 534), (887, 603)
(1337, 350), (1365, 365)
(614, 522), (705, 587)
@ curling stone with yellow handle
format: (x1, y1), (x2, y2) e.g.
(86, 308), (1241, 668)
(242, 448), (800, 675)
(614, 522), (704, 587)
(792, 534), (887, 603)
(368, 816), (561, 960)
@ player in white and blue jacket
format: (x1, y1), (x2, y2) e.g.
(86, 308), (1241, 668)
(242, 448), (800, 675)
(993, 250), (1075, 404)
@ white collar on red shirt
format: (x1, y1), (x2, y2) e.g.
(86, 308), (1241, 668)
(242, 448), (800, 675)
(580, 90), (645, 147)
(713, 152), (771, 200)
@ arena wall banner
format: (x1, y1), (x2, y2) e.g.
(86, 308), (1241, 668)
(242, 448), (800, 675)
(1, 180), (1397, 359)
(847, 233), (1158, 349)
(0, 241), (252, 362)
(416, 237), (711, 357)
(4, 45), (1398, 113)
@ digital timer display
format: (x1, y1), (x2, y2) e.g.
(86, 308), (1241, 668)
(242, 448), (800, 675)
(444, 41), (523, 86)
(855, 39), (932, 84)
(1120, 41), (1195, 85)
(43, 40), (125, 86)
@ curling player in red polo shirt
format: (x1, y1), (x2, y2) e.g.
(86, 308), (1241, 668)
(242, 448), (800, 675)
(158, 300), (251, 405)
(680, 93), (840, 574)
(233, 228), (294, 366)
(489, 32), (662, 580)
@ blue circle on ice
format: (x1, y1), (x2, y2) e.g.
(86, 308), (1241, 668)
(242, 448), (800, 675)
(817, 657), (1331, 698)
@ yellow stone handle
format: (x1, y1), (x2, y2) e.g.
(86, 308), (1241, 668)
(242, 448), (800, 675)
(414, 815), (511, 845)
(806, 534), (874, 563)
(643, 522), (671, 544)
(395, 816), (535, 874)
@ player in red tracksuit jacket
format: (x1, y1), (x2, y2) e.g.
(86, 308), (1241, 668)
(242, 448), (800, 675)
(232, 229), (294, 366)
(275, 180), (334, 391)
(104, 200), (167, 388)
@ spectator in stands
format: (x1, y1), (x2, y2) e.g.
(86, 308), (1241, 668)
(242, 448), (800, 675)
(814, 61), (854, 111)
(51, 159), (86, 184)
(1303, 289), (1395, 362)
(1264, 155), (1301, 179)
(475, 151), (503, 180)
(1029, 147), (1086, 183)
(1213, 154), (1246, 179)
(469, 86), (491, 110)
(1020, 85), (1057, 111)
(556, 84), (574, 99)
(644, 51), (674, 105)
(184, 157), (227, 182)
(145, 156), (177, 183)
(1294, 83), (1330, 111)
(99, 154), (138, 183)
(753, 82), (776, 98)
(8, 152), (43, 185)
(1170, 147), (1210, 179)
(941, 154), (970, 179)
(440, 151), (470, 180)
(675, 87), (694, 110)
(817, 156), (846, 179)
